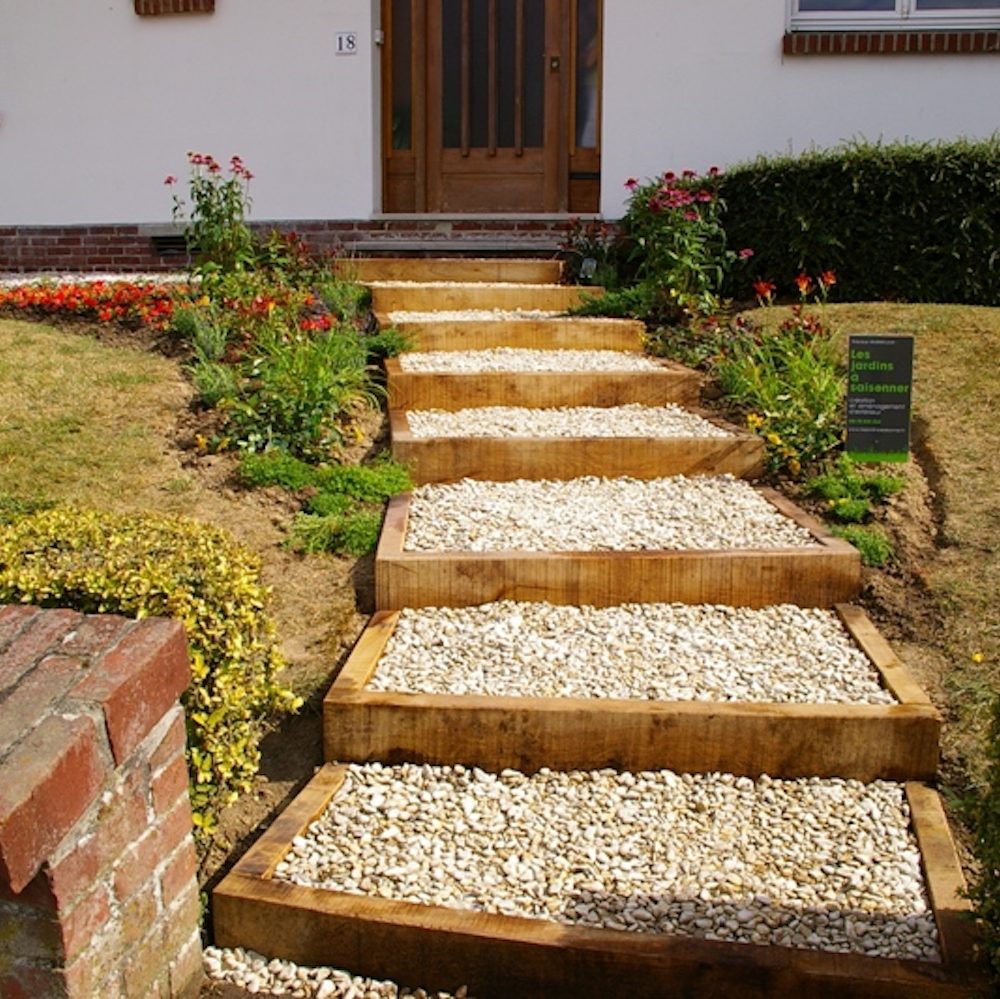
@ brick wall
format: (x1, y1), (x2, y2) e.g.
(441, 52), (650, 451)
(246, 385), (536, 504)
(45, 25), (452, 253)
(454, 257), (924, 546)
(0, 607), (202, 999)
(0, 219), (573, 274)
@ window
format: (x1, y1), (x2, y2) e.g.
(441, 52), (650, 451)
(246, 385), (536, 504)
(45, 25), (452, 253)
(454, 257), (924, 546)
(790, 0), (1000, 30)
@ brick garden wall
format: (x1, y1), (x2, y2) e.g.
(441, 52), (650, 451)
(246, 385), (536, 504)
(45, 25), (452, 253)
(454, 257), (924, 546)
(0, 219), (572, 274)
(0, 606), (202, 998)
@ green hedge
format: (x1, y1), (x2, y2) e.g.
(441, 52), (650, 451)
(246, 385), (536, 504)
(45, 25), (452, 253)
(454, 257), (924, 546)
(0, 507), (300, 845)
(719, 138), (1000, 305)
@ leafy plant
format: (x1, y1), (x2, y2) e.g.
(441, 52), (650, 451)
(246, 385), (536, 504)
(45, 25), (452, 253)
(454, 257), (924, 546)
(806, 454), (904, 522)
(831, 524), (894, 567)
(166, 152), (256, 290)
(0, 506), (299, 846)
(238, 450), (320, 492)
(616, 169), (754, 324)
(715, 304), (844, 475)
(559, 216), (623, 287)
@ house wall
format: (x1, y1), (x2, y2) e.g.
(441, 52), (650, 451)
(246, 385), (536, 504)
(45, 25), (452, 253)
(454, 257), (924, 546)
(600, 1), (1000, 216)
(1, 0), (998, 229)
(0, 0), (380, 226)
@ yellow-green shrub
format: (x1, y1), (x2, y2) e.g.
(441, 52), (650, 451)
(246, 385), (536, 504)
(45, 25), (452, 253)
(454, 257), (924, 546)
(0, 507), (300, 844)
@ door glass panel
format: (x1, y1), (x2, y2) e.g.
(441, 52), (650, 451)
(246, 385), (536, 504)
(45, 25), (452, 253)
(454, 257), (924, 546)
(441, 0), (545, 150)
(575, 0), (599, 148)
(391, 0), (412, 149)
(522, 0), (544, 148)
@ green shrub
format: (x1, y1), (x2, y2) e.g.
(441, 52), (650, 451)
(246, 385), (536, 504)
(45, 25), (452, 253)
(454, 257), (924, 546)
(568, 286), (654, 320)
(0, 506), (299, 844)
(720, 137), (1000, 305)
(228, 331), (379, 459)
(312, 460), (412, 504)
(831, 524), (894, 567)
(971, 696), (1000, 983)
(238, 450), (319, 491)
(190, 359), (239, 409)
(287, 508), (382, 557)
(363, 325), (412, 362)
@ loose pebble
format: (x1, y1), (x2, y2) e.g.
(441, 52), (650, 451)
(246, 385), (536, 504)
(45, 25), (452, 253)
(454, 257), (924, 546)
(368, 600), (895, 705)
(398, 347), (660, 373)
(388, 309), (560, 322)
(273, 765), (939, 963)
(203, 946), (471, 998)
(403, 475), (819, 552)
(405, 404), (731, 440)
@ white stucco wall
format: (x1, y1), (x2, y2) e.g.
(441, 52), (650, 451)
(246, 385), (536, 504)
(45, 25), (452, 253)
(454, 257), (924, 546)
(2, 1), (998, 225)
(601, 1), (1000, 217)
(0, 0), (380, 225)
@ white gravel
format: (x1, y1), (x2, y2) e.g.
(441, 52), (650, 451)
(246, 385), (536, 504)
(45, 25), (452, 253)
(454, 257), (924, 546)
(274, 764), (939, 962)
(0, 271), (187, 286)
(403, 475), (819, 553)
(405, 404), (732, 439)
(203, 946), (470, 998)
(367, 601), (895, 705)
(398, 347), (659, 373)
(386, 309), (610, 322)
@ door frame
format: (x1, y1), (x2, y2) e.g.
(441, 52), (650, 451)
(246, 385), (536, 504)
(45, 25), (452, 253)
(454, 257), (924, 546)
(380, 0), (599, 214)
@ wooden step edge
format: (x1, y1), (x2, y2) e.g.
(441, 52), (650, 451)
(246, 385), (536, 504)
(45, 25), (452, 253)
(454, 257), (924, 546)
(213, 765), (985, 999)
(323, 604), (940, 781)
(335, 257), (564, 285)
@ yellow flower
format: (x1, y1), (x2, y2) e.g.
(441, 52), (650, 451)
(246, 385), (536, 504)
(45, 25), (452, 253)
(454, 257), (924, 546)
(746, 413), (764, 430)
(787, 458), (801, 476)
(766, 432), (782, 446)
(197, 294), (211, 307)
(972, 651), (985, 664)
(194, 433), (208, 452)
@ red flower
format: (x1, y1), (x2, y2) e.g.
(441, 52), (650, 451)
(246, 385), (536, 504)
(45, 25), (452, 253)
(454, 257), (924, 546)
(682, 169), (696, 179)
(795, 272), (813, 296)
(708, 165), (720, 177)
(819, 270), (837, 288)
(624, 177), (638, 190)
(752, 279), (776, 301)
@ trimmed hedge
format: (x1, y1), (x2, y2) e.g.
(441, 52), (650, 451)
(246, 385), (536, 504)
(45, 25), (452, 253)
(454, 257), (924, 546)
(0, 507), (300, 844)
(720, 137), (1000, 305)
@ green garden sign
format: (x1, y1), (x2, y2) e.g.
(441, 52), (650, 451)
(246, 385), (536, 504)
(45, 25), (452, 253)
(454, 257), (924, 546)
(846, 335), (914, 463)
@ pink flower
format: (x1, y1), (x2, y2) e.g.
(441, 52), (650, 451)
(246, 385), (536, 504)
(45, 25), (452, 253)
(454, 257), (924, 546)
(163, 175), (177, 186)
(684, 210), (699, 222)
(739, 247), (754, 260)
(682, 169), (696, 179)
(663, 171), (676, 181)
(708, 165), (720, 176)
(625, 177), (638, 190)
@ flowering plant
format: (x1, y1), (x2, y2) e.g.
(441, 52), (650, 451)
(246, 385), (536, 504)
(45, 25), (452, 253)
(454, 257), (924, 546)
(620, 169), (752, 324)
(0, 280), (179, 329)
(166, 152), (256, 291)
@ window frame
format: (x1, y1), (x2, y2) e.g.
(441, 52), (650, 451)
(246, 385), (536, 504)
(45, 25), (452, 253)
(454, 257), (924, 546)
(788, 0), (1000, 31)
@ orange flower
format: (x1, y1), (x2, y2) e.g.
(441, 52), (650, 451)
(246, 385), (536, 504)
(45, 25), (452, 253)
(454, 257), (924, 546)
(819, 270), (837, 288)
(795, 272), (813, 296)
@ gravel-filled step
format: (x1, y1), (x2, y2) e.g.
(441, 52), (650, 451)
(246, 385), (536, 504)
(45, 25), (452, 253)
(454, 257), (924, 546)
(403, 475), (817, 553)
(323, 603), (939, 779)
(398, 348), (661, 373)
(214, 766), (976, 999)
(404, 404), (732, 439)
(273, 764), (937, 961)
(366, 601), (892, 704)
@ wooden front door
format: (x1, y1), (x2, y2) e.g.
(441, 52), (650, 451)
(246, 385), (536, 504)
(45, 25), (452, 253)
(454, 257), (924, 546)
(382, 0), (601, 214)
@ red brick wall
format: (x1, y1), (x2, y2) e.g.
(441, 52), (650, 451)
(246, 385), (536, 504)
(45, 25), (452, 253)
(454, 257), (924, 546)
(0, 607), (202, 998)
(0, 219), (572, 274)
(134, 0), (215, 15)
(783, 29), (1000, 55)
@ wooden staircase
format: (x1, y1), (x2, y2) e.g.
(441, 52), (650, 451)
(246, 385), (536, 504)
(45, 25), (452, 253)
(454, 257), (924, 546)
(214, 258), (981, 997)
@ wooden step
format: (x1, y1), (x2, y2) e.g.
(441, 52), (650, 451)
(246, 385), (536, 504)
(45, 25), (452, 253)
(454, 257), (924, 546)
(336, 257), (563, 284)
(369, 281), (600, 313)
(213, 767), (981, 999)
(380, 315), (645, 352)
(323, 604), (939, 781)
(375, 489), (861, 610)
(389, 409), (765, 483)
(385, 358), (701, 411)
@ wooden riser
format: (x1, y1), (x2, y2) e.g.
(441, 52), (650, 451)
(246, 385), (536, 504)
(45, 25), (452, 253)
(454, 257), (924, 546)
(374, 490), (861, 610)
(370, 282), (601, 313)
(322, 605), (940, 781)
(336, 257), (563, 284)
(390, 410), (766, 483)
(213, 768), (981, 999)
(379, 316), (646, 353)
(385, 358), (701, 411)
